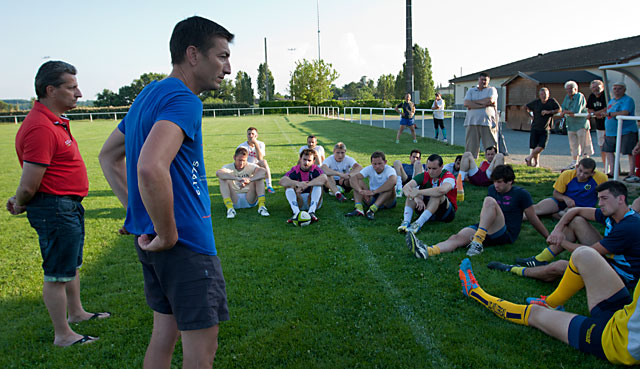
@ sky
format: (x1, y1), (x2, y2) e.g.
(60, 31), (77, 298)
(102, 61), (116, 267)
(1, 0), (638, 101)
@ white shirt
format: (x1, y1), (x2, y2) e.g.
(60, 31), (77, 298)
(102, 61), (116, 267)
(299, 145), (326, 164)
(443, 162), (459, 177)
(323, 154), (358, 180)
(237, 141), (266, 164)
(433, 99), (445, 119)
(221, 162), (258, 193)
(463, 86), (498, 127)
(360, 165), (396, 191)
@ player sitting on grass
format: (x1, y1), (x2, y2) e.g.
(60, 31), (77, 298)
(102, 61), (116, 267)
(280, 148), (328, 224)
(397, 154), (457, 234)
(406, 165), (548, 258)
(299, 135), (325, 166)
(216, 147), (269, 218)
(524, 158), (607, 221)
(489, 181), (640, 288)
(459, 247), (640, 365)
(238, 126), (275, 193)
(392, 149), (425, 198)
(320, 142), (362, 203)
(458, 146), (504, 187)
(345, 151), (397, 220)
(443, 155), (462, 178)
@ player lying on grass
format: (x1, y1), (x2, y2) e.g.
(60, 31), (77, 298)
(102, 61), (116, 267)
(216, 147), (269, 218)
(489, 181), (640, 288)
(345, 151), (397, 220)
(397, 154), (457, 235)
(459, 246), (640, 365)
(523, 158), (606, 221)
(280, 148), (328, 224)
(458, 146), (504, 187)
(406, 165), (548, 258)
(320, 142), (362, 203)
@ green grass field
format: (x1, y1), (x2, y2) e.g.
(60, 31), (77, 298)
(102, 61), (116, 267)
(0, 115), (617, 368)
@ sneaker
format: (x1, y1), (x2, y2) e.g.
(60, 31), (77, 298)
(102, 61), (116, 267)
(405, 231), (427, 256)
(413, 139), (418, 143)
(458, 258), (479, 297)
(309, 212), (319, 223)
(286, 216), (296, 224)
(414, 243), (429, 259)
(366, 210), (375, 220)
(396, 188), (403, 198)
(624, 175), (640, 183)
(257, 206), (270, 217)
(442, 138), (448, 143)
(515, 256), (549, 267)
(466, 240), (484, 256)
(345, 209), (364, 217)
(266, 186), (275, 194)
(525, 295), (565, 311)
(487, 261), (514, 272)
(226, 208), (236, 219)
(335, 192), (347, 203)
(395, 139), (399, 144)
(407, 221), (422, 234)
(397, 221), (410, 233)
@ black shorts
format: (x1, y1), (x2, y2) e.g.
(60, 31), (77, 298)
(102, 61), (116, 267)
(469, 224), (515, 246)
(529, 129), (550, 149)
(419, 197), (455, 222)
(568, 287), (632, 360)
(335, 178), (353, 193)
(433, 118), (445, 129)
(603, 133), (638, 154)
(135, 237), (229, 331)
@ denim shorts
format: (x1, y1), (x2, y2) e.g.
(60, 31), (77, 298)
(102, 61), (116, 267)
(26, 193), (85, 282)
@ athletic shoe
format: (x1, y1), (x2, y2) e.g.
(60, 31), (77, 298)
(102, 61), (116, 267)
(226, 208), (236, 219)
(413, 139), (418, 143)
(466, 240), (484, 256)
(624, 175), (640, 183)
(414, 243), (429, 259)
(407, 221), (422, 235)
(395, 139), (399, 144)
(335, 192), (347, 203)
(396, 188), (403, 198)
(525, 295), (565, 311)
(405, 231), (426, 256)
(266, 186), (276, 194)
(345, 209), (364, 217)
(442, 138), (448, 143)
(257, 206), (270, 217)
(459, 258), (479, 297)
(397, 221), (410, 233)
(515, 256), (548, 267)
(366, 210), (375, 220)
(309, 212), (319, 223)
(487, 261), (514, 272)
(286, 216), (295, 224)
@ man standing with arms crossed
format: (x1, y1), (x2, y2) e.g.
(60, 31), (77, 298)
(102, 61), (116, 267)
(99, 17), (231, 368)
(463, 72), (499, 158)
(7, 61), (110, 346)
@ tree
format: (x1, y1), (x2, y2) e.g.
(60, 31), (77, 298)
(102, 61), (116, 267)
(376, 74), (395, 101)
(199, 79), (234, 103)
(95, 72), (167, 107)
(234, 71), (254, 105)
(413, 44), (435, 102)
(289, 59), (339, 104)
(95, 89), (125, 107)
(257, 63), (275, 101)
(0, 100), (13, 112)
(394, 69), (406, 99)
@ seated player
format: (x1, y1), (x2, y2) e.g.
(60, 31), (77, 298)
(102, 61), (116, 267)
(407, 165), (548, 258)
(299, 135), (325, 166)
(320, 142), (362, 203)
(280, 148), (328, 224)
(238, 126), (275, 193)
(346, 151), (397, 220)
(491, 181), (640, 287)
(397, 154), (457, 234)
(216, 147), (269, 218)
(458, 146), (504, 187)
(525, 158), (607, 220)
(393, 149), (426, 198)
(459, 247), (640, 365)
(443, 155), (462, 178)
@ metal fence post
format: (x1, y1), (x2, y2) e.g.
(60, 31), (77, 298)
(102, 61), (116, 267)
(89, 113), (93, 122)
(359, 108), (362, 124)
(114, 113), (117, 121)
(14, 116), (18, 124)
(421, 111), (425, 137)
(350, 108), (353, 122)
(450, 112), (455, 145)
(383, 109), (386, 129)
(287, 107), (289, 116)
(213, 110), (216, 118)
(237, 108), (240, 117)
(369, 109), (373, 126)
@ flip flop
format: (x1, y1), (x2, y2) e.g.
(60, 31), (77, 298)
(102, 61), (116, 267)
(524, 157), (531, 166)
(88, 312), (111, 320)
(71, 335), (97, 346)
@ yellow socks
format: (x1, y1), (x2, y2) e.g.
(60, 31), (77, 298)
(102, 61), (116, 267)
(469, 286), (531, 326)
(223, 198), (233, 210)
(257, 195), (266, 208)
(355, 203), (364, 213)
(428, 246), (441, 257)
(472, 227), (488, 244)
(535, 247), (556, 263)
(510, 266), (525, 276)
(546, 259), (584, 308)
(369, 204), (379, 213)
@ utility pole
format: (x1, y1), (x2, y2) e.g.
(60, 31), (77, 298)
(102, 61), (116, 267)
(264, 37), (269, 101)
(317, 0), (321, 60)
(405, 0), (414, 96)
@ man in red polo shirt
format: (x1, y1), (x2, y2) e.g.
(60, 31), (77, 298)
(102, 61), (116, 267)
(6, 61), (109, 347)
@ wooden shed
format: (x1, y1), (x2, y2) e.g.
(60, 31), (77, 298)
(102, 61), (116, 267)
(502, 71), (601, 131)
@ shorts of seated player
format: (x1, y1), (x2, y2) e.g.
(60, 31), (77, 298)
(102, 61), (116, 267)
(567, 287), (632, 361)
(550, 197), (569, 211)
(234, 193), (258, 209)
(469, 169), (492, 186)
(335, 178), (353, 193)
(368, 193), (396, 209)
(468, 224), (515, 246)
(298, 192), (323, 211)
(414, 197), (455, 222)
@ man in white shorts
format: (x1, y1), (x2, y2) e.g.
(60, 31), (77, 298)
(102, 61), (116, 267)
(346, 151), (397, 220)
(216, 147), (269, 218)
(299, 135), (325, 166)
(237, 126), (275, 193)
(321, 142), (362, 203)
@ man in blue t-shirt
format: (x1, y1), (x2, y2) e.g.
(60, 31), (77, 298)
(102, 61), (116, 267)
(599, 82), (637, 180)
(99, 16), (232, 367)
(493, 181), (640, 289)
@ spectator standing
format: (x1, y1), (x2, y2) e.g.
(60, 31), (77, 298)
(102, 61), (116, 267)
(599, 82), (637, 181)
(561, 81), (593, 169)
(463, 73), (498, 158)
(586, 80), (608, 172)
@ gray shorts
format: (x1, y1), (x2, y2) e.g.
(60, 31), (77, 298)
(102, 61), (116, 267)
(602, 132), (638, 154)
(135, 238), (229, 330)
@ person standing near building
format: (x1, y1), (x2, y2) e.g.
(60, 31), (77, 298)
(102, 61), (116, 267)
(524, 87), (561, 167)
(561, 81), (593, 170)
(395, 92), (417, 144)
(587, 80), (608, 172)
(463, 72), (499, 158)
(432, 92), (447, 142)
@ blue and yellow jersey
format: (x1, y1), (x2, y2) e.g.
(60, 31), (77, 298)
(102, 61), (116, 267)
(553, 170), (607, 208)
(602, 283), (640, 365)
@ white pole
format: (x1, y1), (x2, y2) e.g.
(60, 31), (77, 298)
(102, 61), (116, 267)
(613, 117), (623, 181)
(383, 109), (386, 129)
(421, 110), (425, 137)
(369, 109), (372, 126)
(90, 113), (93, 122)
(114, 113), (117, 121)
(359, 108), (362, 124)
(450, 112), (455, 145)
(287, 107), (290, 116)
